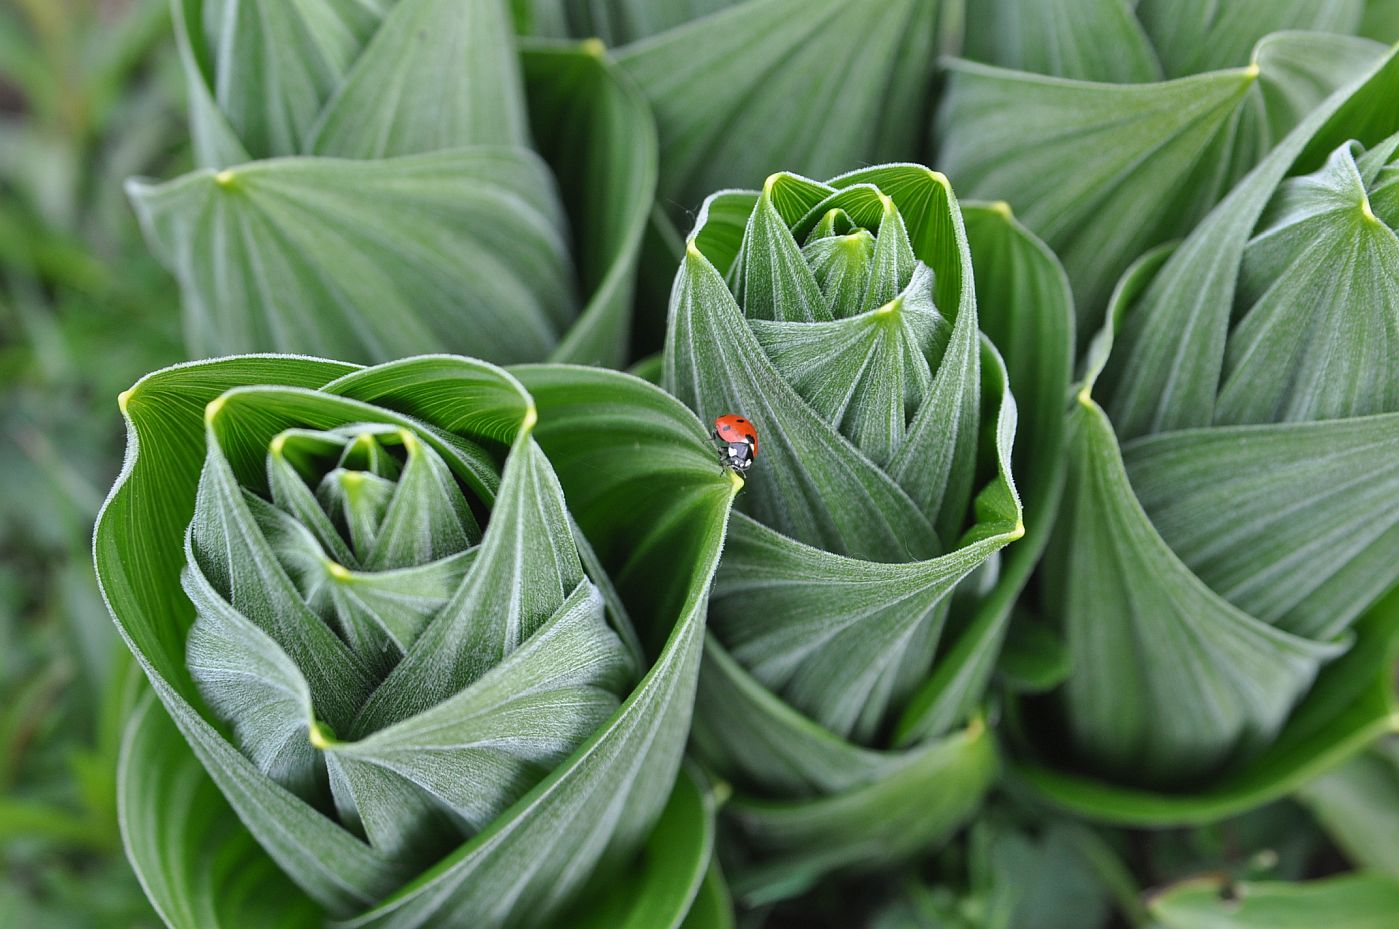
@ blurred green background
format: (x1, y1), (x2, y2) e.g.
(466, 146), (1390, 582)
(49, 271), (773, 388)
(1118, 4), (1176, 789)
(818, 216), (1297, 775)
(1, 0), (181, 924)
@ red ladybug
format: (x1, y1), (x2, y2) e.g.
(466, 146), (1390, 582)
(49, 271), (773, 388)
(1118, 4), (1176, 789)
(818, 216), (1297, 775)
(713, 414), (758, 475)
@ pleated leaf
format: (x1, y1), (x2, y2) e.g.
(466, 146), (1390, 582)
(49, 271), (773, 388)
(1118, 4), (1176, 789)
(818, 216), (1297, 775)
(1125, 413), (1399, 641)
(616, 0), (943, 212)
(937, 59), (1259, 326)
(1100, 46), (1399, 439)
(665, 228), (939, 563)
(961, 0), (1161, 83)
(119, 694), (325, 929)
(202, 0), (387, 159)
(517, 0), (742, 44)
(128, 150), (576, 364)
(1137, 0), (1366, 77)
(326, 581), (628, 855)
(1019, 583), (1399, 825)
(308, 0), (529, 158)
(147, 7), (656, 369)
(691, 639), (998, 907)
(1045, 396), (1343, 784)
(96, 356), (740, 928)
(522, 41), (659, 366)
(1217, 137), (1399, 425)
(892, 202), (1075, 747)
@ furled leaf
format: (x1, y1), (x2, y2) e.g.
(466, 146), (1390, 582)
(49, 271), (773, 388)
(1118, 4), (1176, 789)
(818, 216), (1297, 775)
(1019, 45), (1399, 815)
(1137, 0), (1366, 77)
(936, 30), (1383, 333)
(129, 151), (576, 363)
(139, 3), (657, 368)
(1297, 737), (1399, 878)
(616, 0), (945, 213)
(119, 693), (325, 929)
(96, 356), (739, 928)
(938, 60), (1258, 327)
(962, 0), (1161, 83)
(663, 161), (1078, 901)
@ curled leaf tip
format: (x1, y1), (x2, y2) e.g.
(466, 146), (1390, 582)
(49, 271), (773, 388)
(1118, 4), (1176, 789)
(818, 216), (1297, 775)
(727, 468), (745, 494)
(324, 560), (352, 582)
(685, 239), (704, 261)
(522, 405), (538, 434)
(1010, 519), (1026, 541)
(1076, 381), (1094, 408)
(203, 395), (226, 425)
(1243, 61), (1262, 80)
(397, 428), (419, 452)
(873, 295), (902, 318)
(213, 169), (237, 189)
(990, 200), (1013, 220)
(117, 388), (134, 415)
(964, 715), (987, 740)
(762, 173), (781, 196)
(307, 721), (337, 750)
(1360, 196), (1379, 224)
(580, 37), (605, 58)
(712, 779), (734, 807)
(269, 432), (287, 456)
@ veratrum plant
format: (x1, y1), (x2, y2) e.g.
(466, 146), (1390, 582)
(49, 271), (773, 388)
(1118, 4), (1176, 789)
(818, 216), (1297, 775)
(1021, 49), (1399, 821)
(95, 355), (739, 928)
(518, 0), (951, 214)
(129, 0), (655, 367)
(665, 164), (1074, 900)
(939, 5), (1388, 334)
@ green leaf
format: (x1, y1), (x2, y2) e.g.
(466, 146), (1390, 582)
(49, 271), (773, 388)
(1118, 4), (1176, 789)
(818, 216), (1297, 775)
(892, 201), (1075, 745)
(171, 0), (250, 169)
(119, 693), (324, 929)
(1043, 396), (1344, 783)
(327, 581), (629, 853)
(666, 209), (940, 564)
(564, 767), (725, 929)
(937, 59), (1259, 328)
(308, 0), (529, 158)
(1137, 0), (1366, 77)
(522, 41), (659, 367)
(1151, 873), (1399, 929)
(1125, 413), (1399, 641)
(1099, 46), (1399, 439)
(1216, 138), (1399, 425)
(961, 0), (1161, 82)
(1016, 583), (1399, 826)
(202, 0), (386, 160)
(97, 356), (739, 927)
(128, 149), (577, 364)
(518, 0), (743, 44)
(152, 13), (655, 369)
(725, 712), (997, 906)
(1297, 737), (1399, 878)
(616, 0), (944, 212)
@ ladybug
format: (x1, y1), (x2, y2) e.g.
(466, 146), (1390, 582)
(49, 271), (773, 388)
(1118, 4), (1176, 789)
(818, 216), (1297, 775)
(713, 414), (758, 475)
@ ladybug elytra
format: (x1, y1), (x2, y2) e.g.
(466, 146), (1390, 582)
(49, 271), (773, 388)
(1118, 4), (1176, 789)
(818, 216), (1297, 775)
(713, 414), (758, 475)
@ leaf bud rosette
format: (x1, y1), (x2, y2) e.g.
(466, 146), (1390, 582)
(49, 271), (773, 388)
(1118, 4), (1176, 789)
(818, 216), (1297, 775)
(1018, 50), (1399, 824)
(96, 355), (738, 928)
(664, 164), (1074, 901)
